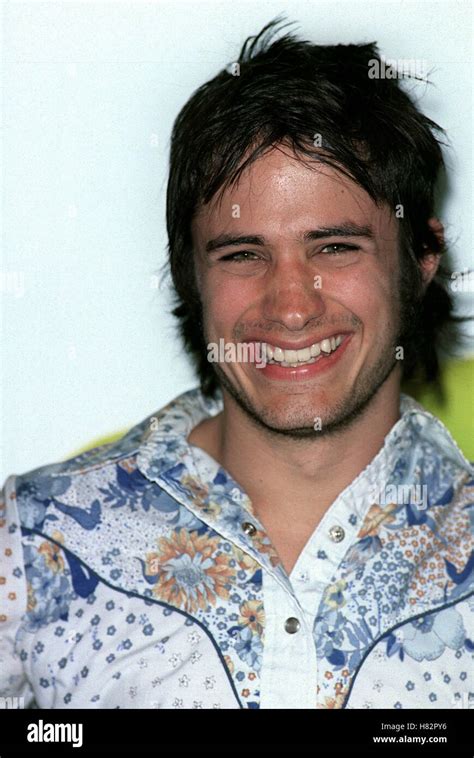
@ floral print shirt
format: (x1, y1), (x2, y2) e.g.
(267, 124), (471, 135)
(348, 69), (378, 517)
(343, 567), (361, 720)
(1, 387), (473, 709)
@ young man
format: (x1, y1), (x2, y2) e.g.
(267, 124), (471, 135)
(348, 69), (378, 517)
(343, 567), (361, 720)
(1, 20), (472, 710)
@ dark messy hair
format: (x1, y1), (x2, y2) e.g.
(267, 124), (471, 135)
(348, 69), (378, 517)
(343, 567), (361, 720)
(164, 17), (471, 400)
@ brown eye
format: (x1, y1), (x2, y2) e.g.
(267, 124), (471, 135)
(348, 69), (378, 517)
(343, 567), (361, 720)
(320, 244), (358, 255)
(220, 251), (259, 262)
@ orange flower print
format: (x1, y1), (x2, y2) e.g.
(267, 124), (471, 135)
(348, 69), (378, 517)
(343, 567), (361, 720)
(252, 529), (281, 568)
(224, 655), (235, 674)
(38, 536), (65, 573)
(358, 503), (397, 539)
(317, 691), (347, 709)
(180, 475), (221, 516)
(118, 456), (137, 474)
(231, 545), (258, 572)
(146, 531), (236, 613)
(181, 474), (208, 502)
(238, 600), (265, 635)
(26, 582), (37, 612)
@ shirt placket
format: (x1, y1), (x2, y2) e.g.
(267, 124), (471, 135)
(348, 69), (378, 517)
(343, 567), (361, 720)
(258, 568), (318, 708)
(258, 494), (363, 709)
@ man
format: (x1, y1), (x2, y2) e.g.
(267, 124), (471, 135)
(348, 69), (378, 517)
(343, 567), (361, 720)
(1, 19), (473, 710)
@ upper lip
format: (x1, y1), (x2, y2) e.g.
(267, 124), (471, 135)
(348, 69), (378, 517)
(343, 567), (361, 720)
(242, 331), (353, 351)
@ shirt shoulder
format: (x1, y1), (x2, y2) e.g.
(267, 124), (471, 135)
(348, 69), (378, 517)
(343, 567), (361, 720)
(9, 410), (161, 535)
(0, 409), (167, 655)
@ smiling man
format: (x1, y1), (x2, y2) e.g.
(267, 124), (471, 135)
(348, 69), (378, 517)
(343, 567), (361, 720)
(190, 154), (399, 569)
(188, 151), (420, 575)
(1, 19), (473, 712)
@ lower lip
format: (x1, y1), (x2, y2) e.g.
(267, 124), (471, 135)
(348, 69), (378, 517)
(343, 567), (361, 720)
(255, 334), (353, 381)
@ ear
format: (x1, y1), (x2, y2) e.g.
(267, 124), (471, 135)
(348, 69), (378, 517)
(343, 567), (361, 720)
(420, 217), (444, 288)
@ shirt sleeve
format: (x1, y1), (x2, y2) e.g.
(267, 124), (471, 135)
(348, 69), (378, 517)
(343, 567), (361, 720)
(0, 474), (35, 706)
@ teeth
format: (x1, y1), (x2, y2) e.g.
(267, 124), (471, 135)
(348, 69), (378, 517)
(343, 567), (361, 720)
(263, 334), (346, 365)
(281, 357), (317, 367)
(273, 346), (285, 361)
(296, 347), (311, 362)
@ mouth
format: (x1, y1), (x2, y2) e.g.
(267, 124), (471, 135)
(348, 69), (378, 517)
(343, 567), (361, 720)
(251, 332), (353, 381)
(262, 333), (346, 367)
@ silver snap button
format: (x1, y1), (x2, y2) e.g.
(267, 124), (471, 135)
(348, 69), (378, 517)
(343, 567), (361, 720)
(284, 617), (300, 634)
(329, 525), (345, 542)
(242, 521), (257, 537)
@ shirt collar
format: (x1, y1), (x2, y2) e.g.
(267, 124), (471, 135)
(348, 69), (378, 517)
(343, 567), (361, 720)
(137, 385), (472, 481)
(136, 386), (473, 594)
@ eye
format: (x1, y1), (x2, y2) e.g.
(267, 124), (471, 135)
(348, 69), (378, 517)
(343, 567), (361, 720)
(220, 251), (260, 262)
(320, 244), (359, 255)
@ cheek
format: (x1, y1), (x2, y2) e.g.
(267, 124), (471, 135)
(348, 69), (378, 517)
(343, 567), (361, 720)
(335, 265), (395, 313)
(202, 272), (256, 325)
(330, 272), (374, 315)
(329, 274), (399, 343)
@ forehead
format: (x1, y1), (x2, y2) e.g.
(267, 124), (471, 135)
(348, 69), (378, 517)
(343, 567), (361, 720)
(191, 145), (396, 244)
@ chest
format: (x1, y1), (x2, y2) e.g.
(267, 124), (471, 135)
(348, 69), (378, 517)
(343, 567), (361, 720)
(253, 511), (321, 577)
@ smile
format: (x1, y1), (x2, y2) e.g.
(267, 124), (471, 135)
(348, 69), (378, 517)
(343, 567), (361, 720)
(263, 334), (344, 367)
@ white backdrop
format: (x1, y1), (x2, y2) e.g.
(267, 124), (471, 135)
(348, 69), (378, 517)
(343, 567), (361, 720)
(1, 0), (473, 481)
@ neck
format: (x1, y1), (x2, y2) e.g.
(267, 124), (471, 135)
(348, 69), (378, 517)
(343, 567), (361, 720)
(188, 371), (401, 531)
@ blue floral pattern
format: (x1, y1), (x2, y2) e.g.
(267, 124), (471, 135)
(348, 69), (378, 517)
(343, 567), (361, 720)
(0, 386), (473, 709)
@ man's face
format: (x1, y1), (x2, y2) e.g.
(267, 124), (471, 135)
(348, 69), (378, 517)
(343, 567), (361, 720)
(191, 144), (402, 437)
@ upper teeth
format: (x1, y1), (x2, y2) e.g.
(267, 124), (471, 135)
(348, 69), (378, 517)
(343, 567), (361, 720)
(264, 335), (343, 365)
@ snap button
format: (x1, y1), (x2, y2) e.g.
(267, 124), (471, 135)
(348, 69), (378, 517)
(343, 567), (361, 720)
(284, 617), (300, 634)
(329, 525), (345, 542)
(242, 521), (257, 537)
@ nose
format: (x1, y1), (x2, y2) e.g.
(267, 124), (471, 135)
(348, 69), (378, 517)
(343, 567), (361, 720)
(261, 258), (326, 331)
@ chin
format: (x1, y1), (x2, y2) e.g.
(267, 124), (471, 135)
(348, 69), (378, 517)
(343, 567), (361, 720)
(256, 399), (326, 427)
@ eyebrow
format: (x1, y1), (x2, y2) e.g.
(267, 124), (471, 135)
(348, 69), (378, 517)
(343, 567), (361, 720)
(204, 222), (375, 253)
